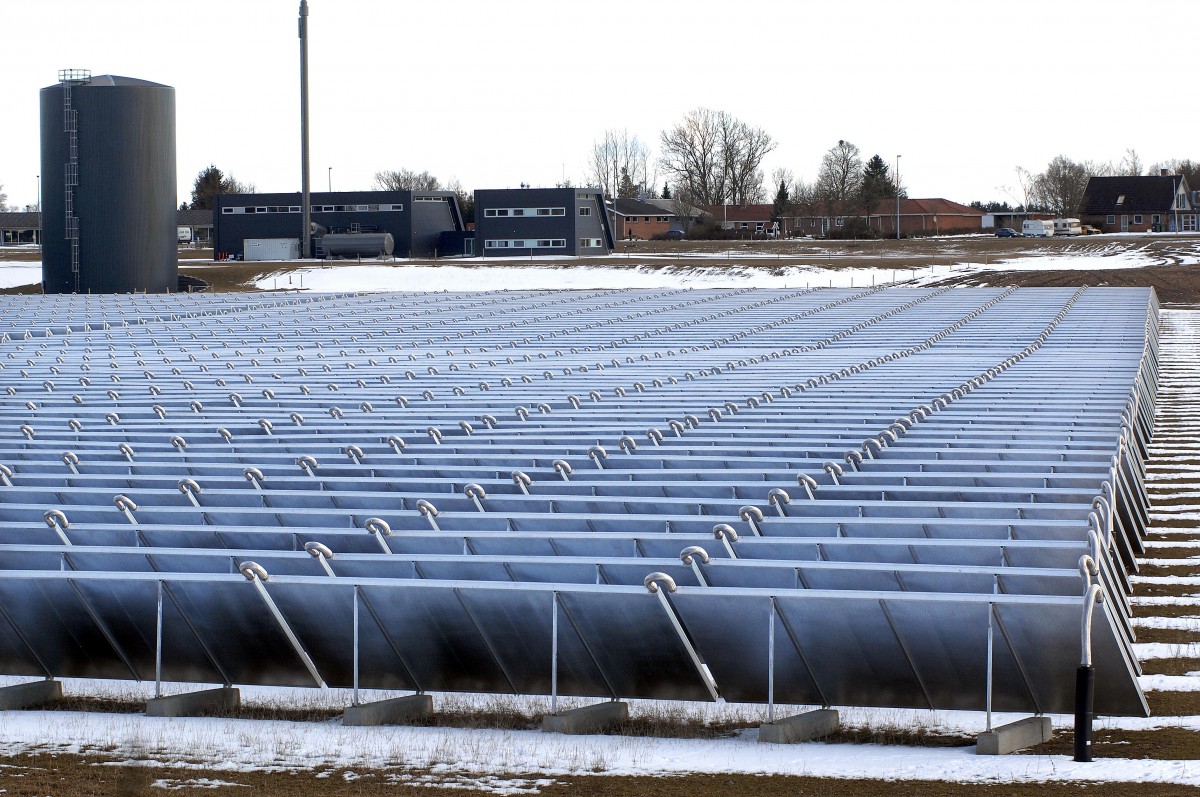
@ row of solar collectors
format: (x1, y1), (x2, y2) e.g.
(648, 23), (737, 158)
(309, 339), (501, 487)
(0, 287), (1156, 716)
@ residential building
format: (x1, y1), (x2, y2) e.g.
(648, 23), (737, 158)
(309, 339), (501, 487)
(793, 198), (984, 237)
(705, 204), (781, 235)
(644, 198), (705, 230)
(213, 190), (464, 259)
(0, 211), (42, 245)
(474, 188), (614, 257)
(1080, 174), (1195, 233)
(177, 209), (213, 244)
(611, 198), (676, 240)
(1, 208), (213, 246)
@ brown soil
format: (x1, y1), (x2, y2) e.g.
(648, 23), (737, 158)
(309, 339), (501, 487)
(1027, 727), (1200, 760)
(1148, 690), (1200, 716)
(1141, 656), (1200, 675)
(7, 236), (1200, 302)
(1138, 563), (1200, 578)
(1130, 626), (1197, 645)
(4, 753), (1198, 797)
(1135, 603), (1200, 618)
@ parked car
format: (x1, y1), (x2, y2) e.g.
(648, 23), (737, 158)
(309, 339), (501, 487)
(1081, 225), (1101, 235)
(995, 227), (1020, 238)
(663, 228), (685, 241)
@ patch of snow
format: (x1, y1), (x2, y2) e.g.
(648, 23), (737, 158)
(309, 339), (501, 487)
(152, 778), (248, 790)
(0, 263), (41, 289)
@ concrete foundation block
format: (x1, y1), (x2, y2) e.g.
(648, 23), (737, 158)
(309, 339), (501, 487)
(759, 708), (840, 744)
(0, 679), (62, 710)
(541, 701), (629, 735)
(342, 694), (433, 726)
(145, 687), (240, 718)
(977, 716), (1053, 755)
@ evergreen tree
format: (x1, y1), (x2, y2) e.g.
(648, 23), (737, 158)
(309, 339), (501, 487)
(188, 165), (252, 210)
(771, 179), (790, 220)
(661, 183), (672, 200)
(857, 154), (901, 212)
(617, 167), (637, 199)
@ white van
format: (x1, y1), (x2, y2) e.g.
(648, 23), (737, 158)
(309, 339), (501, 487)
(1053, 218), (1082, 236)
(1022, 219), (1054, 237)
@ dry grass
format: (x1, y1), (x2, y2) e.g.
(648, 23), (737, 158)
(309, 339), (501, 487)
(4, 753), (1199, 797)
(1138, 563), (1200, 578)
(1027, 728), (1200, 760)
(1147, 690), (1200, 716)
(1140, 657), (1200, 676)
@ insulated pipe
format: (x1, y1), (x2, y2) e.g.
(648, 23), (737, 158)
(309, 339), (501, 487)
(767, 488), (790, 517)
(43, 509), (72, 545)
(304, 541), (337, 577)
(796, 474), (819, 500)
(739, 505), (765, 537)
(177, 479), (202, 507)
(1075, 583), (1103, 762)
(712, 524), (740, 559)
(644, 572), (720, 702)
(416, 499), (440, 531)
(113, 495), (138, 525)
(464, 483), (487, 512)
(243, 467), (265, 490)
(364, 517), (394, 553)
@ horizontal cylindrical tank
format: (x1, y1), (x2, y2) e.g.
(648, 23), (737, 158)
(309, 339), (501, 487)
(40, 73), (177, 294)
(321, 232), (394, 258)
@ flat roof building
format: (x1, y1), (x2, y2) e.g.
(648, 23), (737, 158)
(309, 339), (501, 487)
(213, 190), (464, 259)
(474, 188), (614, 257)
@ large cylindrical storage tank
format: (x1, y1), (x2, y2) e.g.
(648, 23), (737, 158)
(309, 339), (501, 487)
(321, 232), (395, 258)
(40, 74), (177, 294)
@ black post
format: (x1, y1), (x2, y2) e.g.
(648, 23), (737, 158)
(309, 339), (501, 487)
(1073, 664), (1095, 762)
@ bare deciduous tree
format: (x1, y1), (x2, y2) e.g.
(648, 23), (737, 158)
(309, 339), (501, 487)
(1029, 156), (1096, 217)
(374, 169), (441, 191)
(0, 182), (8, 212)
(587, 130), (652, 200)
(659, 108), (774, 206)
(1118, 148), (1143, 177)
(814, 140), (863, 208)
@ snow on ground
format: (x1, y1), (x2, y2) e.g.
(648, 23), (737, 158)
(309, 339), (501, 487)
(1, 704), (1199, 786)
(244, 242), (1198, 293)
(0, 262), (41, 289)
(251, 263), (919, 292)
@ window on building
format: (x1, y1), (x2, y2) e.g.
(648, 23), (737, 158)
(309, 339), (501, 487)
(1106, 215), (1116, 224)
(579, 238), (603, 248)
(579, 207), (592, 216)
(835, 217), (845, 226)
(1133, 215), (1143, 224)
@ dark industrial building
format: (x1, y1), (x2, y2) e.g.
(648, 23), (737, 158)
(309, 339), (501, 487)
(214, 190), (464, 259)
(40, 71), (177, 293)
(474, 188), (614, 257)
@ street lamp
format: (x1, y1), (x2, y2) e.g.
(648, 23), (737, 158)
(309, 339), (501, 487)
(327, 167), (332, 193)
(895, 155), (902, 240)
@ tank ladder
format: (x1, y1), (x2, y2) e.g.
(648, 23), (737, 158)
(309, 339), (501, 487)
(59, 68), (91, 293)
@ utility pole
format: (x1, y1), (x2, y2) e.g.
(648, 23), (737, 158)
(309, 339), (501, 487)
(895, 155), (902, 241)
(299, 0), (311, 258)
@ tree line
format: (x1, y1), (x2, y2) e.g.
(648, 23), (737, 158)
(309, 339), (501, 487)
(975, 151), (1200, 218)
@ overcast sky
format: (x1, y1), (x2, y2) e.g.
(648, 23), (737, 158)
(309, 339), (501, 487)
(1, 0), (1192, 210)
